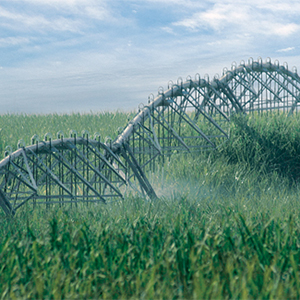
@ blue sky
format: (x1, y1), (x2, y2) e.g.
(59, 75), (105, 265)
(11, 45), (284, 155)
(1, 0), (300, 114)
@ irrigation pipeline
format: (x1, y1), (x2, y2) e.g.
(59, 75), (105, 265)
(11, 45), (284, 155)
(1, 57), (300, 216)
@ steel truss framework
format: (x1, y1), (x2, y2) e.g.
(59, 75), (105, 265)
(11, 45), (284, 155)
(1, 58), (300, 215)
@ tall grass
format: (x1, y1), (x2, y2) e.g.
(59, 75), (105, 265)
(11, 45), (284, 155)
(218, 113), (300, 182)
(0, 111), (133, 159)
(1, 111), (300, 298)
(1, 193), (300, 299)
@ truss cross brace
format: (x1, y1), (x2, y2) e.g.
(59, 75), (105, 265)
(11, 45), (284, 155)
(121, 143), (157, 200)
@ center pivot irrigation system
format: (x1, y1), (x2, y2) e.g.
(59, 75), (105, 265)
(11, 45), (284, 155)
(1, 57), (300, 216)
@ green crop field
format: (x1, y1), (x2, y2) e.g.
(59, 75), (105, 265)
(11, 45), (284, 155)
(1, 112), (300, 299)
(0, 111), (134, 160)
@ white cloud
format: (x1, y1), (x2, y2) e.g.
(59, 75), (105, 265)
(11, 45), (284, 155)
(173, 1), (300, 37)
(0, 37), (31, 47)
(0, 6), (84, 33)
(173, 3), (249, 31)
(137, 0), (199, 5)
(6, 0), (104, 7)
(161, 26), (176, 35)
(0, 0), (117, 34)
(256, 1), (300, 13)
(277, 47), (296, 53)
(273, 24), (299, 36)
(85, 6), (107, 20)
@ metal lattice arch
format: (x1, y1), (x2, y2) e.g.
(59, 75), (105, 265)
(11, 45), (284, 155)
(1, 57), (300, 216)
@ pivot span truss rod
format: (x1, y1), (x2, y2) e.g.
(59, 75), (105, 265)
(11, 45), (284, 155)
(1, 58), (300, 216)
(0, 137), (127, 215)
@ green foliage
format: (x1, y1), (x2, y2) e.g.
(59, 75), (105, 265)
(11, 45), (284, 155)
(1, 111), (300, 298)
(0, 111), (133, 160)
(218, 113), (300, 183)
(1, 197), (300, 299)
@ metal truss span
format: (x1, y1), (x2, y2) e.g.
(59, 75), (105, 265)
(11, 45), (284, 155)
(0, 136), (127, 215)
(1, 57), (300, 216)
